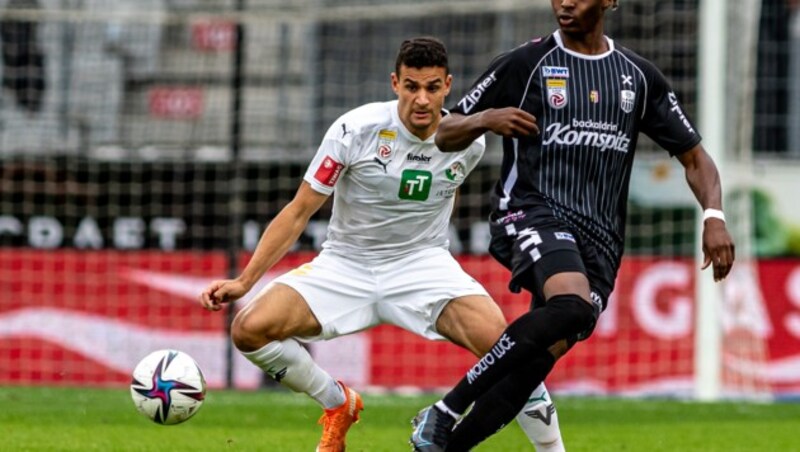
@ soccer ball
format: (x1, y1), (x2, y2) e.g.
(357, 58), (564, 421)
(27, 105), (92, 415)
(130, 349), (206, 425)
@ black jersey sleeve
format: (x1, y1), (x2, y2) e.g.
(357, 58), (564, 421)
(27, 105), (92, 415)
(449, 52), (513, 116)
(449, 40), (546, 116)
(639, 62), (702, 156)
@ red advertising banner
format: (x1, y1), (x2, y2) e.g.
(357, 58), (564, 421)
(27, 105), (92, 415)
(191, 20), (236, 52)
(1, 250), (798, 396)
(148, 87), (205, 119)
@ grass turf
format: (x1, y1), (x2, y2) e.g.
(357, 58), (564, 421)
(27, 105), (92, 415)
(1, 386), (798, 451)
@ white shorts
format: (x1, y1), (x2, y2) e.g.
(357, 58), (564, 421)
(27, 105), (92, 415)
(272, 247), (489, 342)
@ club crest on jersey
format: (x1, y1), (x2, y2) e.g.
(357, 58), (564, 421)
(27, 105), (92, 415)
(590, 90), (600, 104)
(445, 161), (466, 182)
(376, 129), (397, 159)
(546, 79), (568, 110)
(620, 90), (636, 113)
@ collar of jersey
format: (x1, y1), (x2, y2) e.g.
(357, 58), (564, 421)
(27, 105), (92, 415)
(553, 30), (615, 60)
(390, 99), (437, 144)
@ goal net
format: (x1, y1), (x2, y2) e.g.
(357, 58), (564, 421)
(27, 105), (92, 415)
(0, 0), (779, 399)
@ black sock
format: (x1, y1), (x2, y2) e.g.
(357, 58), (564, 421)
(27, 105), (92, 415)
(442, 295), (592, 414)
(446, 348), (555, 451)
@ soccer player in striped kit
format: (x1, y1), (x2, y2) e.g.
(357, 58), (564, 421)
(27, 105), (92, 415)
(411, 1), (736, 450)
(199, 37), (564, 452)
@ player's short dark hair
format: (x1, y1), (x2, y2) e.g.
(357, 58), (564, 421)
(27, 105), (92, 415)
(395, 37), (448, 76)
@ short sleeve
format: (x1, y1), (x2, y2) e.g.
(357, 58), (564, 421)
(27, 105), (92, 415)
(303, 117), (352, 195)
(449, 51), (516, 116)
(640, 66), (702, 155)
(462, 135), (486, 173)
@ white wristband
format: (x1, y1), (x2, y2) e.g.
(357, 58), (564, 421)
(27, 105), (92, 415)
(703, 208), (726, 223)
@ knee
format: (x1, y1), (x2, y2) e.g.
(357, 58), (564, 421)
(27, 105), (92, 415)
(231, 311), (278, 352)
(548, 294), (598, 341)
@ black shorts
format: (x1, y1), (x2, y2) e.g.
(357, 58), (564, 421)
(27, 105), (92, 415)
(488, 208), (616, 315)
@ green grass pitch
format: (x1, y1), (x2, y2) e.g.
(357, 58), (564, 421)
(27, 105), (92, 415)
(1, 386), (798, 451)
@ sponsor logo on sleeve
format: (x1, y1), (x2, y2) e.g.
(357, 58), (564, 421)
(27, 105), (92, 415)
(457, 71), (498, 114)
(313, 156), (344, 187)
(667, 91), (696, 134)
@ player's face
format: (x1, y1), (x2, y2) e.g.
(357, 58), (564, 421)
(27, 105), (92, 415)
(391, 65), (452, 140)
(551, 0), (611, 35)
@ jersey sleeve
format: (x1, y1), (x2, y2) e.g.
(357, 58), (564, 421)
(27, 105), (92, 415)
(462, 135), (486, 174)
(303, 116), (353, 195)
(449, 50), (517, 115)
(640, 65), (702, 156)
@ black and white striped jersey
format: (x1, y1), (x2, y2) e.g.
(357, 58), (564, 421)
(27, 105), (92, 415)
(450, 31), (701, 267)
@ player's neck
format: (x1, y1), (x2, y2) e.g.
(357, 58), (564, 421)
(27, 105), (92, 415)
(558, 28), (609, 55)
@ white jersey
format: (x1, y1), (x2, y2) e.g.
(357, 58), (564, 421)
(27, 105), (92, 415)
(304, 100), (485, 261)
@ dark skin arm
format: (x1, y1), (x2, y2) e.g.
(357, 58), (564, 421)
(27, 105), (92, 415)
(435, 108), (540, 152)
(676, 144), (735, 282)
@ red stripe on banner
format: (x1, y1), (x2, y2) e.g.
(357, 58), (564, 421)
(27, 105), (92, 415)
(1, 249), (800, 395)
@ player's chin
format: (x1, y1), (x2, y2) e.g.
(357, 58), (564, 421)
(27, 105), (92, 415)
(411, 113), (432, 124)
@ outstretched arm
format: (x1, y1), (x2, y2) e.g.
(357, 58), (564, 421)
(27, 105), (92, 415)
(199, 181), (329, 310)
(676, 144), (735, 281)
(436, 109), (540, 152)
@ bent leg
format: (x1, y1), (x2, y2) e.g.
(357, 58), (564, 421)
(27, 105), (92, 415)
(231, 282), (345, 409)
(232, 282), (322, 351)
(436, 295), (566, 452)
(435, 294), (506, 357)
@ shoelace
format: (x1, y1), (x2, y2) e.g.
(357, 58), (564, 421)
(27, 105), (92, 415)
(431, 411), (455, 446)
(318, 411), (349, 446)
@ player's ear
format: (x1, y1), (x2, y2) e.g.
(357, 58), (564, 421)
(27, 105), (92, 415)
(444, 74), (453, 96)
(391, 72), (400, 94)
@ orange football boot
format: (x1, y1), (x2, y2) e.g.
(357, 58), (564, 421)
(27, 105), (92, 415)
(316, 381), (364, 452)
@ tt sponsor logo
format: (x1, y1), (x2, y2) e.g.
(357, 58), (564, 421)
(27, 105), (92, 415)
(399, 169), (433, 201)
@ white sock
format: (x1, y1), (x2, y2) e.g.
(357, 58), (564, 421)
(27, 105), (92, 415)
(515, 383), (565, 452)
(434, 400), (461, 420)
(240, 339), (346, 409)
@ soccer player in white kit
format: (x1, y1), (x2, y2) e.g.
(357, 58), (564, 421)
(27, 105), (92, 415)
(199, 37), (564, 452)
